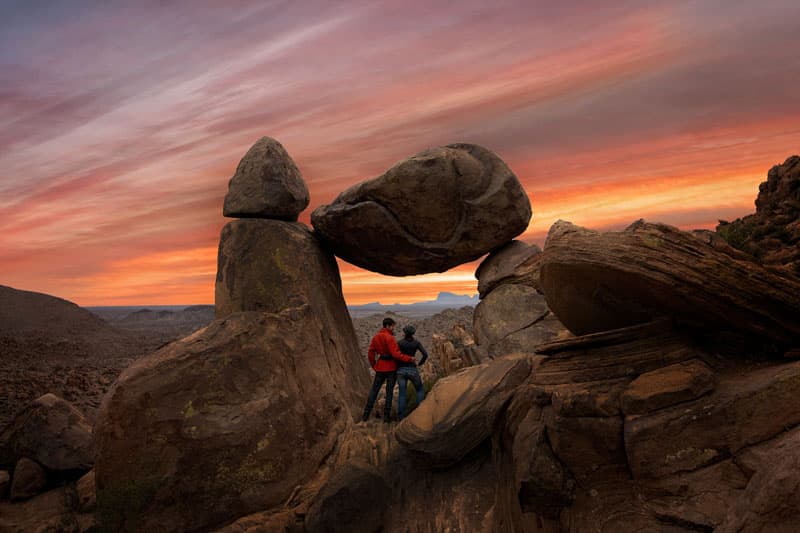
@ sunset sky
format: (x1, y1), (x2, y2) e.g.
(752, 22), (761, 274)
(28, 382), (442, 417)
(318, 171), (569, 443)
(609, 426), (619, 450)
(1, 1), (799, 306)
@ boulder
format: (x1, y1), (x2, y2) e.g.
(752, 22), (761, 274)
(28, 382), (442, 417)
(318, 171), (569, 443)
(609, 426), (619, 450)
(304, 461), (389, 533)
(215, 218), (371, 416)
(473, 284), (564, 357)
(311, 143), (531, 275)
(222, 137), (309, 220)
(539, 220), (800, 344)
(0, 393), (93, 473)
(94, 306), (354, 532)
(10, 457), (46, 501)
(395, 354), (531, 468)
(0, 470), (8, 499)
(625, 360), (800, 479)
(621, 359), (715, 415)
(475, 240), (542, 298)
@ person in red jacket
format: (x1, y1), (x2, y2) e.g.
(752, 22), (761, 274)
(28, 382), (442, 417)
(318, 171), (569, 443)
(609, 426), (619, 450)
(362, 317), (415, 422)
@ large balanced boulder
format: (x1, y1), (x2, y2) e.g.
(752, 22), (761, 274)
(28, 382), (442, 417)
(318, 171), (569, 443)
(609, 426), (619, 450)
(539, 220), (800, 343)
(215, 218), (370, 415)
(0, 393), (93, 474)
(395, 353), (531, 467)
(311, 144), (531, 275)
(222, 136), (309, 220)
(94, 306), (355, 532)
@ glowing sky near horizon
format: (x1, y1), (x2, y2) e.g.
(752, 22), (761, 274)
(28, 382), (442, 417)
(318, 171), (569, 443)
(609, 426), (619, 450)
(1, 0), (799, 306)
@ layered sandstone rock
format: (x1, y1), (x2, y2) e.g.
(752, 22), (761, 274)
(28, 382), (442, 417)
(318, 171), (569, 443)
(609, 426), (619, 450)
(94, 306), (354, 532)
(311, 144), (531, 275)
(0, 393), (93, 474)
(540, 219), (800, 344)
(222, 137), (309, 220)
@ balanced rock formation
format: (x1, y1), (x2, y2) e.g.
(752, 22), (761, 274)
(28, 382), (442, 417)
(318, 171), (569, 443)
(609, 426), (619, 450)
(94, 306), (355, 532)
(540, 219), (800, 345)
(311, 143), (531, 275)
(717, 154), (800, 274)
(222, 137), (309, 220)
(0, 393), (93, 475)
(395, 354), (531, 468)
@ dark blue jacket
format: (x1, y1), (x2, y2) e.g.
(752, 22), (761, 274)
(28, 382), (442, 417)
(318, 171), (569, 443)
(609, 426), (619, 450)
(397, 337), (428, 368)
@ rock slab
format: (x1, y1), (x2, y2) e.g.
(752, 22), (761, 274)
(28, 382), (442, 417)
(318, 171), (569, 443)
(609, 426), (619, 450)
(395, 354), (531, 468)
(540, 219), (800, 343)
(222, 136), (309, 220)
(311, 143), (531, 275)
(475, 240), (542, 298)
(621, 359), (714, 415)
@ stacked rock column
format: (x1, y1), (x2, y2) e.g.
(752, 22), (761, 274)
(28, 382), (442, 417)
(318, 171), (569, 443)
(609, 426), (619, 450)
(215, 136), (371, 417)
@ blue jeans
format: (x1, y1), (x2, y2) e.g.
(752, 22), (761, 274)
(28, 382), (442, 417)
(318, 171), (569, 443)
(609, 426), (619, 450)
(397, 366), (425, 420)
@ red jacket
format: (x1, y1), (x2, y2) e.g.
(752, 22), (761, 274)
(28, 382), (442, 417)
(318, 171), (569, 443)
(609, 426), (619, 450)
(368, 328), (415, 372)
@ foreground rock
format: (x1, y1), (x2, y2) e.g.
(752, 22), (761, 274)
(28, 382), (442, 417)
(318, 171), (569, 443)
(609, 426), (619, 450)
(94, 306), (354, 532)
(540, 219), (800, 345)
(222, 136), (309, 220)
(215, 218), (371, 415)
(0, 393), (93, 474)
(311, 144), (531, 275)
(718, 155), (800, 274)
(395, 354), (531, 467)
(621, 359), (714, 415)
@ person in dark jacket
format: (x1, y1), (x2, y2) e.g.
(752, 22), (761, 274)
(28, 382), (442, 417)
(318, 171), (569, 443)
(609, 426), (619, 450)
(362, 317), (415, 422)
(396, 324), (428, 421)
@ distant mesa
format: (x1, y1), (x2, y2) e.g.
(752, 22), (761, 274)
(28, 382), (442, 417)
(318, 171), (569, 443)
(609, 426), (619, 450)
(311, 143), (531, 276)
(222, 136), (310, 221)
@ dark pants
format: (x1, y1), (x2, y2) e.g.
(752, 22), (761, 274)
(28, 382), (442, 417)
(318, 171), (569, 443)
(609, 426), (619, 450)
(362, 370), (397, 421)
(397, 366), (425, 420)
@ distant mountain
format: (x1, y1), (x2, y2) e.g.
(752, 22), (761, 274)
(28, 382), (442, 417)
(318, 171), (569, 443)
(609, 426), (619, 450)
(347, 292), (479, 318)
